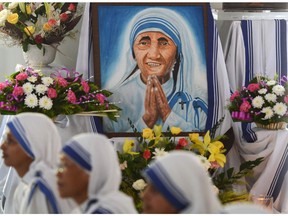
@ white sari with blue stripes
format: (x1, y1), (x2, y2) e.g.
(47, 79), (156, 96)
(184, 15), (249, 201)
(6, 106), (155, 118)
(223, 19), (288, 213)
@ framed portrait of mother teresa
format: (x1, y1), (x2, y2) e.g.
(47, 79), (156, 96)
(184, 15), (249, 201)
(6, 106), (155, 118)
(91, 3), (215, 136)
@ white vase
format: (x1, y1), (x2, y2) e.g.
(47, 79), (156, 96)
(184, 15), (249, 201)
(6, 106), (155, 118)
(22, 44), (57, 68)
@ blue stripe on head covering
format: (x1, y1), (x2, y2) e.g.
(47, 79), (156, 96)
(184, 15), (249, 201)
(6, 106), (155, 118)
(130, 16), (182, 57)
(7, 118), (35, 159)
(143, 163), (189, 211)
(62, 140), (92, 172)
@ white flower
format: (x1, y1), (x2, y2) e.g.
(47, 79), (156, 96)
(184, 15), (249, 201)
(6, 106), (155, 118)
(197, 155), (211, 171)
(267, 80), (277, 86)
(119, 161), (128, 170)
(261, 107), (274, 120)
(264, 93), (277, 103)
(22, 83), (34, 95)
(35, 84), (48, 95)
(258, 88), (267, 94)
(39, 96), (53, 110)
(24, 94), (38, 108)
(152, 148), (168, 159)
(273, 102), (287, 116)
(0, 9), (11, 26)
(272, 85), (285, 96)
(27, 76), (37, 83)
(8, 2), (18, 10)
(252, 96), (265, 108)
(132, 179), (147, 191)
(41, 77), (54, 86)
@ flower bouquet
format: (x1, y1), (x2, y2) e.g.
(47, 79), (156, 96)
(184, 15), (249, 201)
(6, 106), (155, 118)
(0, 2), (82, 52)
(0, 67), (120, 120)
(117, 119), (263, 212)
(228, 75), (288, 129)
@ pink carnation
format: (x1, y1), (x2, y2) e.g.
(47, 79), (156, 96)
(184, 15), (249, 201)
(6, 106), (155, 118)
(230, 90), (240, 101)
(12, 86), (24, 96)
(284, 95), (288, 104)
(247, 83), (260, 92)
(96, 93), (107, 104)
(57, 77), (68, 87)
(81, 81), (90, 93)
(239, 100), (251, 112)
(0, 82), (7, 91)
(15, 73), (28, 81)
(47, 88), (57, 99)
(67, 89), (77, 104)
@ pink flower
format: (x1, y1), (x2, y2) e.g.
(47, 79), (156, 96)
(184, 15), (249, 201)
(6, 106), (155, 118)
(284, 95), (288, 104)
(210, 161), (221, 169)
(81, 81), (90, 93)
(15, 73), (28, 81)
(230, 90), (240, 101)
(67, 89), (77, 104)
(143, 149), (151, 160)
(35, 35), (43, 44)
(56, 77), (68, 87)
(47, 88), (57, 99)
(0, 82), (7, 91)
(60, 13), (69, 22)
(96, 93), (106, 104)
(178, 138), (188, 147)
(247, 83), (260, 92)
(48, 19), (57, 27)
(68, 3), (76, 11)
(239, 100), (251, 112)
(12, 86), (24, 96)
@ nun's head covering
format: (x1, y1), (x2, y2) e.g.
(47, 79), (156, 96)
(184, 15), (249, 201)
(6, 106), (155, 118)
(62, 133), (137, 213)
(7, 112), (62, 170)
(105, 7), (207, 104)
(142, 150), (223, 214)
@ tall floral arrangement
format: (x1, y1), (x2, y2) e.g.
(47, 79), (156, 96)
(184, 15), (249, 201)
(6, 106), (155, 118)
(0, 2), (82, 52)
(117, 119), (263, 212)
(0, 67), (120, 120)
(227, 75), (288, 127)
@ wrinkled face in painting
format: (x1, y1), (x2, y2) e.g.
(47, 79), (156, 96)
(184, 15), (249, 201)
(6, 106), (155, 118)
(133, 31), (177, 84)
(141, 183), (178, 214)
(56, 153), (89, 204)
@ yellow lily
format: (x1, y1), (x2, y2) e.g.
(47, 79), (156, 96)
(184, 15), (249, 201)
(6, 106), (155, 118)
(190, 131), (211, 155)
(208, 141), (226, 167)
(170, 126), (182, 135)
(142, 128), (154, 140)
(123, 139), (139, 155)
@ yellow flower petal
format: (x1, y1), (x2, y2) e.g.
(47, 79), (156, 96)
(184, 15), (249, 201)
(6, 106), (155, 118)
(123, 139), (134, 153)
(7, 13), (18, 24)
(24, 26), (35, 35)
(142, 128), (154, 140)
(153, 125), (162, 137)
(171, 126), (182, 135)
(189, 133), (199, 142)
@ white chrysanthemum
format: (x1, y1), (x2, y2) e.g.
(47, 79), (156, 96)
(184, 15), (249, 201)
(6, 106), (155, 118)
(267, 80), (277, 86)
(8, 2), (18, 9)
(27, 76), (37, 83)
(22, 83), (34, 95)
(258, 88), (267, 94)
(197, 155), (211, 171)
(0, 9), (11, 26)
(24, 94), (38, 108)
(152, 147), (168, 159)
(41, 77), (53, 86)
(35, 84), (48, 95)
(132, 179), (147, 191)
(273, 102), (287, 116)
(252, 96), (265, 108)
(272, 85), (285, 96)
(39, 96), (53, 110)
(261, 107), (274, 120)
(264, 93), (277, 103)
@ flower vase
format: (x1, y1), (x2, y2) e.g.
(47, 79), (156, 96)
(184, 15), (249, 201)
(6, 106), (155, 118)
(22, 44), (57, 68)
(255, 122), (287, 130)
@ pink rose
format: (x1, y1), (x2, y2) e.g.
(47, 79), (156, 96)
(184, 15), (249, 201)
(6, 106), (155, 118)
(247, 83), (260, 92)
(68, 3), (76, 11)
(230, 90), (240, 101)
(56, 77), (68, 87)
(178, 138), (188, 147)
(0, 82), (7, 91)
(47, 88), (57, 99)
(96, 93), (107, 104)
(239, 100), (251, 112)
(12, 86), (24, 96)
(284, 95), (288, 104)
(60, 13), (69, 22)
(48, 19), (57, 27)
(15, 73), (28, 81)
(67, 89), (77, 104)
(81, 81), (90, 93)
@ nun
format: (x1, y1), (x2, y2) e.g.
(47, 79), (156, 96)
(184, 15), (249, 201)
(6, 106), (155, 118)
(141, 150), (223, 214)
(56, 133), (137, 213)
(0, 112), (75, 213)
